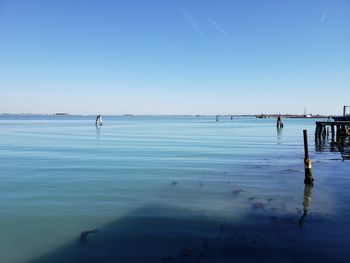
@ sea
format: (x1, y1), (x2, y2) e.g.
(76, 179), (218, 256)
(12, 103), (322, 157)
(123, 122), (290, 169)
(0, 115), (349, 263)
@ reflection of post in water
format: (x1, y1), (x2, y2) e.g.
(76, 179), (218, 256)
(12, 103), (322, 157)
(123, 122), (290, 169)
(277, 126), (283, 136)
(299, 183), (313, 227)
(96, 126), (101, 139)
(277, 127), (283, 144)
(299, 130), (314, 227)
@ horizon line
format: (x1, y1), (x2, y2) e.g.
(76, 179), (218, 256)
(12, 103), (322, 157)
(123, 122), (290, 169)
(0, 112), (339, 116)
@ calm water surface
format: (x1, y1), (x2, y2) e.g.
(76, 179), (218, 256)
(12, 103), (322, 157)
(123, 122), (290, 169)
(0, 116), (349, 262)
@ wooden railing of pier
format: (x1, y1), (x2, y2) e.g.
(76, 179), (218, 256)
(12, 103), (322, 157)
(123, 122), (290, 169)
(315, 121), (350, 139)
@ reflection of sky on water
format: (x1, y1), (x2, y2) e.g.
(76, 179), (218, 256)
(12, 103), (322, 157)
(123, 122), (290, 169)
(0, 116), (349, 262)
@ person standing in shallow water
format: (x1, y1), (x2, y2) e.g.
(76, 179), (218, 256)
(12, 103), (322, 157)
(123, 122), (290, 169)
(276, 116), (284, 128)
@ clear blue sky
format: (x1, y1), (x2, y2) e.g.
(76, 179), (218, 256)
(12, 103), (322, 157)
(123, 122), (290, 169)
(1, 0), (349, 115)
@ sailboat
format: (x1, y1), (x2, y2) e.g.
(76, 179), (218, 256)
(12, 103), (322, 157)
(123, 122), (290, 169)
(303, 107), (312, 118)
(95, 115), (103, 126)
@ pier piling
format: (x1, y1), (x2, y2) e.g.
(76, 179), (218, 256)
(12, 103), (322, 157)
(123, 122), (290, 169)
(331, 124), (335, 141)
(276, 116), (284, 128)
(303, 130), (314, 185)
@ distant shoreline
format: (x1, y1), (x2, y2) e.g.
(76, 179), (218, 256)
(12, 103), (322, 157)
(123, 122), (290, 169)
(0, 113), (338, 118)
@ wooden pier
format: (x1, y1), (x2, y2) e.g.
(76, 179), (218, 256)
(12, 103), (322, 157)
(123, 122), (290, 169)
(314, 106), (350, 160)
(315, 121), (350, 161)
(315, 121), (350, 139)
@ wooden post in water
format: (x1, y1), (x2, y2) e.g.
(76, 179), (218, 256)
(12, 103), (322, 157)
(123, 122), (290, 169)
(276, 116), (284, 128)
(303, 130), (314, 185)
(322, 125), (326, 139)
(315, 123), (322, 139)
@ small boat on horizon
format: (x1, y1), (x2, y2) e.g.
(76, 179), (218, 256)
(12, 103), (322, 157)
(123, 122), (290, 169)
(303, 106), (312, 118)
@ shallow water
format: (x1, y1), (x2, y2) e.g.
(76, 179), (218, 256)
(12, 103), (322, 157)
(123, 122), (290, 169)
(0, 115), (349, 262)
